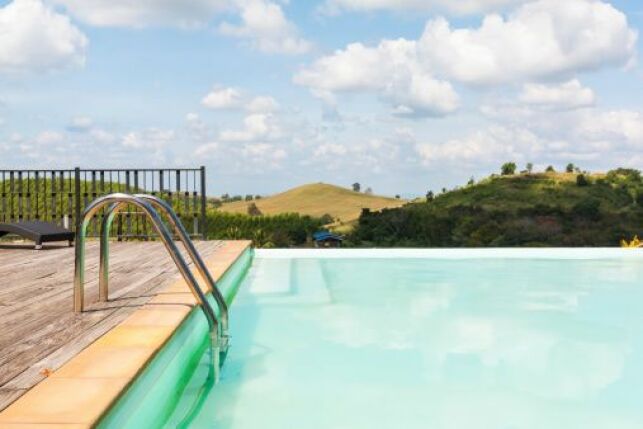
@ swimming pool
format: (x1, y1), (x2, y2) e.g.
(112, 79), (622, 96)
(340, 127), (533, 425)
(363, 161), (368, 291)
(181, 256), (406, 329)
(101, 249), (643, 428)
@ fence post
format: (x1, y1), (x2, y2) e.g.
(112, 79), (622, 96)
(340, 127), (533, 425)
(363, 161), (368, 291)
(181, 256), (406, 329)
(200, 166), (207, 240)
(74, 167), (81, 232)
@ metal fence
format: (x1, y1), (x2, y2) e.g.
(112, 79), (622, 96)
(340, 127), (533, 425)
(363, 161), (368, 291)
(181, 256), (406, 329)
(0, 167), (207, 239)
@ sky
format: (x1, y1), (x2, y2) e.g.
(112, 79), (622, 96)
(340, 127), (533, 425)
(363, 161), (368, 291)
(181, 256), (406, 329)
(0, 0), (642, 197)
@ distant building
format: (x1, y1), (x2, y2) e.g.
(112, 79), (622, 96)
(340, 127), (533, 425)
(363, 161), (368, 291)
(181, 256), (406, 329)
(313, 231), (343, 248)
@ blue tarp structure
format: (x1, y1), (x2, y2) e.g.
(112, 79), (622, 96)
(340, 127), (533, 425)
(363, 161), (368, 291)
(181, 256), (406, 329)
(313, 231), (343, 242)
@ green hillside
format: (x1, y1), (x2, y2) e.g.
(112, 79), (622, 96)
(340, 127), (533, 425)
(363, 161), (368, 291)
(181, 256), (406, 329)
(353, 169), (643, 247)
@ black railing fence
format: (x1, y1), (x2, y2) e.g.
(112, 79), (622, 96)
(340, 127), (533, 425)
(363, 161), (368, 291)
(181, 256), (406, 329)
(0, 167), (207, 239)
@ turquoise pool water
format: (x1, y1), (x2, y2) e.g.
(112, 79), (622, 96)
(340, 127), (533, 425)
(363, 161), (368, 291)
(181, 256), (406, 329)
(109, 249), (643, 428)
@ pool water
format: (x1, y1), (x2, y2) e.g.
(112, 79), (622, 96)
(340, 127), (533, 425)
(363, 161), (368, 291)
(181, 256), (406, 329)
(171, 250), (643, 429)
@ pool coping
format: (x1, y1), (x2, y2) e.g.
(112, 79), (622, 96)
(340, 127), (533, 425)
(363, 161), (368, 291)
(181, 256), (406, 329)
(0, 240), (252, 429)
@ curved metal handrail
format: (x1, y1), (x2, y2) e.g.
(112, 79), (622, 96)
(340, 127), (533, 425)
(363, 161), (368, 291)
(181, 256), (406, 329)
(73, 193), (222, 374)
(98, 194), (229, 338)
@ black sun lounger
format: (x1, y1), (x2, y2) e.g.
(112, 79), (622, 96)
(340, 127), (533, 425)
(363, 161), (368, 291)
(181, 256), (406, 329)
(0, 221), (74, 249)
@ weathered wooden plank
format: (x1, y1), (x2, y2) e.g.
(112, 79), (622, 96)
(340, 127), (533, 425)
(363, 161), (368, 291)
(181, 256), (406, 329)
(0, 240), (224, 410)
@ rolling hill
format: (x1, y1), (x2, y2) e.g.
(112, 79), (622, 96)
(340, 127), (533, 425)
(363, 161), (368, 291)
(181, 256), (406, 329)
(354, 169), (643, 247)
(217, 183), (405, 224)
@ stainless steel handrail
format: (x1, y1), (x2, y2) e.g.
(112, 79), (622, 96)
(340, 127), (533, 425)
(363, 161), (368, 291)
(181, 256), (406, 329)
(98, 194), (229, 343)
(73, 193), (222, 376)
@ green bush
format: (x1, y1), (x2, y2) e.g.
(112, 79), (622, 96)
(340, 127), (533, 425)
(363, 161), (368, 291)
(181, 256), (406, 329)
(576, 174), (590, 187)
(205, 211), (324, 248)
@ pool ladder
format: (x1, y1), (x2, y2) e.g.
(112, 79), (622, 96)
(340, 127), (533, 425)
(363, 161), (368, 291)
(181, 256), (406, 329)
(73, 193), (228, 380)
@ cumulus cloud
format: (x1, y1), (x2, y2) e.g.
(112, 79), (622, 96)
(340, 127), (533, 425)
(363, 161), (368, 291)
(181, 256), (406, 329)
(122, 128), (175, 150)
(242, 142), (286, 160)
(575, 110), (643, 149)
(202, 86), (243, 109)
(51, 0), (229, 28)
(0, 0), (88, 74)
(417, 0), (637, 85)
(297, 0), (636, 117)
(415, 126), (546, 165)
(246, 96), (279, 113)
(321, 0), (528, 15)
(519, 80), (596, 110)
(416, 106), (643, 171)
(201, 86), (279, 113)
(294, 39), (459, 117)
(219, 113), (280, 142)
(219, 0), (310, 54)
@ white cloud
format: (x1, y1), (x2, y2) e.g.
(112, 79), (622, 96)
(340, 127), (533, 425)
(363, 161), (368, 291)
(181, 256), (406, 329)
(417, 0), (637, 85)
(34, 130), (64, 145)
(219, 113), (280, 142)
(415, 126), (544, 165)
(246, 96), (279, 113)
(219, 0), (310, 54)
(416, 106), (643, 171)
(314, 142), (348, 157)
(519, 79), (596, 110)
(242, 142), (286, 160)
(89, 128), (117, 144)
(0, 0), (88, 74)
(202, 86), (243, 109)
(294, 39), (459, 117)
(51, 0), (230, 28)
(67, 116), (93, 131)
(321, 0), (527, 15)
(575, 110), (643, 149)
(122, 128), (175, 149)
(297, 0), (635, 120)
(201, 87), (280, 114)
(194, 141), (219, 157)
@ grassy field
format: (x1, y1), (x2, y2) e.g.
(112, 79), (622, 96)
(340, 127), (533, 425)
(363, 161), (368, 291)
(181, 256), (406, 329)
(217, 183), (405, 225)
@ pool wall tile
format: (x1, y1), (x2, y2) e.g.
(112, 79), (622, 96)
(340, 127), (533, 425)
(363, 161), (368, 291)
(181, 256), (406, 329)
(0, 240), (252, 428)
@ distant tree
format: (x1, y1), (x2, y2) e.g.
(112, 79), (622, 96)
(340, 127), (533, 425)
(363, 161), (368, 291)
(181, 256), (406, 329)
(365, 187), (373, 195)
(319, 213), (334, 224)
(231, 195), (243, 202)
(221, 193), (230, 201)
(245, 194), (253, 201)
(395, 194), (401, 199)
(526, 162), (534, 173)
(566, 163), (575, 173)
(426, 191), (434, 202)
(441, 187), (447, 194)
(255, 195), (262, 200)
(247, 202), (262, 217)
(467, 177), (475, 186)
(501, 162), (517, 176)
(576, 174), (590, 187)
(352, 182), (361, 192)
(545, 165), (555, 173)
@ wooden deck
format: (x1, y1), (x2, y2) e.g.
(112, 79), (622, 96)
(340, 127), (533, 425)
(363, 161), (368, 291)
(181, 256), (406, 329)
(0, 240), (223, 411)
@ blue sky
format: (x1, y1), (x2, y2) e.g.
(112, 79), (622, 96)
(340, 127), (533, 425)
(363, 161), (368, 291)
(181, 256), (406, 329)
(0, 0), (642, 197)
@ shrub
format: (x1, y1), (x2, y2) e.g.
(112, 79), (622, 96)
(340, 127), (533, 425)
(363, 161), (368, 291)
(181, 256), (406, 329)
(247, 202), (262, 216)
(572, 198), (601, 220)
(501, 162), (517, 176)
(319, 213), (334, 224)
(576, 174), (590, 187)
(205, 211), (324, 247)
